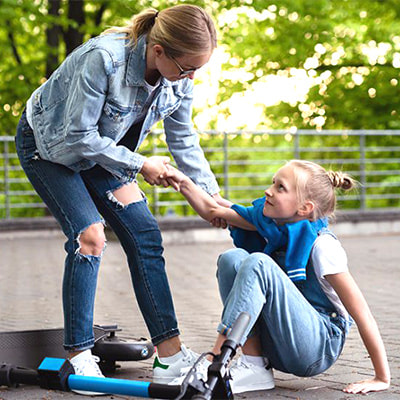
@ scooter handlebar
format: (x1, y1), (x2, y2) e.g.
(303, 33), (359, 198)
(226, 312), (251, 346)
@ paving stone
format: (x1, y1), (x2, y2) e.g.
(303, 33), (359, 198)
(0, 231), (399, 399)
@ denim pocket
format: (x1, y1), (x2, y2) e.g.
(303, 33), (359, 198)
(103, 100), (132, 122)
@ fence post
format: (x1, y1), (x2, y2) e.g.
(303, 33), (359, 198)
(294, 131), (300, 159)
(4, 140), (10, 219)
(223, 131), (229, 200)
(151, 132), (160, 217)
(359, 132), (366, 210)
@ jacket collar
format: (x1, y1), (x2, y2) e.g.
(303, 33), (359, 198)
(125, 35), (172, 89)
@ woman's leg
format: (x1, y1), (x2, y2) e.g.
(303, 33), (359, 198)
(217, 252), (344, 376)
(81, 166), (180, 347)
(15, 112), (104, 351)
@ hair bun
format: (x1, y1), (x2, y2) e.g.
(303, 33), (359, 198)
(327, 170), (354, 190)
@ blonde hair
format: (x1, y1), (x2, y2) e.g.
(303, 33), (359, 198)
(286, 160), (356, 220)
(102, 5), (217, 57)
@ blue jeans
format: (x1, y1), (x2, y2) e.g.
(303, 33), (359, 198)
(217, 248), (348, 376)
(15, 111), (179, 350)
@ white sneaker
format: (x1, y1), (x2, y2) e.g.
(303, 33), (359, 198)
(229, 356), (275, 394)
(69, 349), (105, 396)
(168, 357), (211, 386)
(153, 344), (202, 384)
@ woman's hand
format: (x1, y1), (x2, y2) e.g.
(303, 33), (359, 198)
(140, 156), (171, 186)
(343, 377), (390, 394)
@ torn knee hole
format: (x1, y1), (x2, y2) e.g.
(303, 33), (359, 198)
(107, 184), (144, 208)
(77, 223), (106, 256)
(107, 190), (126, 209)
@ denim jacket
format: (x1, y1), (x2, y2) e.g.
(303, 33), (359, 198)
(27, 34), (219, 194)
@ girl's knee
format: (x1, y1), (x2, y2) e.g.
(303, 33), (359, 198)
(79, 222), (106, 256)
(240, 252), (277, 276)
(217, 248), (248, 269)
(217, 248), (248, 278)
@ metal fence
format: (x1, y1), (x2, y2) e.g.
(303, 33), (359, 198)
(2, 130), (400, 219)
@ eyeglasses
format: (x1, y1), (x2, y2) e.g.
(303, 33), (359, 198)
(170, 56), (198, 77)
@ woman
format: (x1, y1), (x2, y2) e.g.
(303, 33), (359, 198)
(15, 4), (227, 392)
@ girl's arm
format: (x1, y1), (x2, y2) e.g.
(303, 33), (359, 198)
(325, 272), (390, 394)
(165, 166), (256, 231)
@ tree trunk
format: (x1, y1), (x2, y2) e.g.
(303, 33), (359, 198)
(64, 0), (85, 56)
(46, 0), (62, 78)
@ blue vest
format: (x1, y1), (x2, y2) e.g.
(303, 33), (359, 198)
(231, 226), (339, 318)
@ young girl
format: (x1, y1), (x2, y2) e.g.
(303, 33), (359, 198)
(165, 160), (390, 395)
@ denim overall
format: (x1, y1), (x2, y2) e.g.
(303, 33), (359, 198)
(216, 229), (352, 377)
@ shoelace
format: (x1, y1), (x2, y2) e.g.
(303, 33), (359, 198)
(231, 357), (271, 376)
(180, 344), (198, 364)
(178, 360), (206, 376)
(230, 357), (250, 374)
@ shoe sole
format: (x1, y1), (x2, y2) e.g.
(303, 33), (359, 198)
(232, 381), (275, 394)
(153, 375), (177, 385)
(72, 389), (107, 396)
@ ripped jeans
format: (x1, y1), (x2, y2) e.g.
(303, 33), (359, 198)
(15, 111), (179, 350)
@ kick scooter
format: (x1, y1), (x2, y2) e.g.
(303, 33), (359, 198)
(0, 313), (251, 399)
(0, 324), (154, 372)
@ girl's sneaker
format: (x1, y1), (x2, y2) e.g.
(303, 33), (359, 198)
(167, 357), (212, 386)
(229, 356), (275, 394)
(69, 349), (105, 396)
(153, 344), (201, 384)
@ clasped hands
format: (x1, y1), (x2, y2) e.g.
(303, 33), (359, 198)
(139, 156), (229, 228)
(139, 156), (184, 189)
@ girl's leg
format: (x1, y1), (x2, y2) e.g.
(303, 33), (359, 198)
(218, 252), (345, 376)
(217, 248), (250, 304)
(15, 112), (104, 351)
(81, 166), (180, 347)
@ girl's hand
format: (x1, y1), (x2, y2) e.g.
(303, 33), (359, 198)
(160, 165), (188, 191)
(343, 377), (390, 394)
(140, 156), (170, 186)
(210, 194), (232, 228)
(212, 193), (232, 208)
(210, 193), (232, 229)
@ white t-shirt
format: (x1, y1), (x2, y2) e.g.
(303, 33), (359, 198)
(134, 78), (161, 122)
(310, 234), (349, 320)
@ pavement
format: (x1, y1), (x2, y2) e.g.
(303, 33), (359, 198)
(0, 227), (399, 399)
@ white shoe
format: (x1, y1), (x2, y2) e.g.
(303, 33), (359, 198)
(69, 349), (105, 396)
(229, 356), (275, 394)
(168, 356), (211, 386)
(153, 344), (203, 384)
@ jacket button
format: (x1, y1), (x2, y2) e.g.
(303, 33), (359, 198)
(331, 312), (337, 318)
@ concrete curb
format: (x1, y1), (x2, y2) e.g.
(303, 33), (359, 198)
(1, 209), (400, 243)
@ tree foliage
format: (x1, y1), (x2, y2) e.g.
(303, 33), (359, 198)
(1, 0), (400, 218)
(1, 0), (399, 133)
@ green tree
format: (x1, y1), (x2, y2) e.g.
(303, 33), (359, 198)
(211, 0), (400, 130)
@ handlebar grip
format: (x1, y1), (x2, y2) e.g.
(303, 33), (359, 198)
(227, 312), (251, 345)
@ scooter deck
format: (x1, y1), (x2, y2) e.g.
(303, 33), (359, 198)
(0, 325), (154, 371)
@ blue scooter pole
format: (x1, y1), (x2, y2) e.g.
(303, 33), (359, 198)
(68, 374), (180, 398)
(0, 358), (181, 399)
